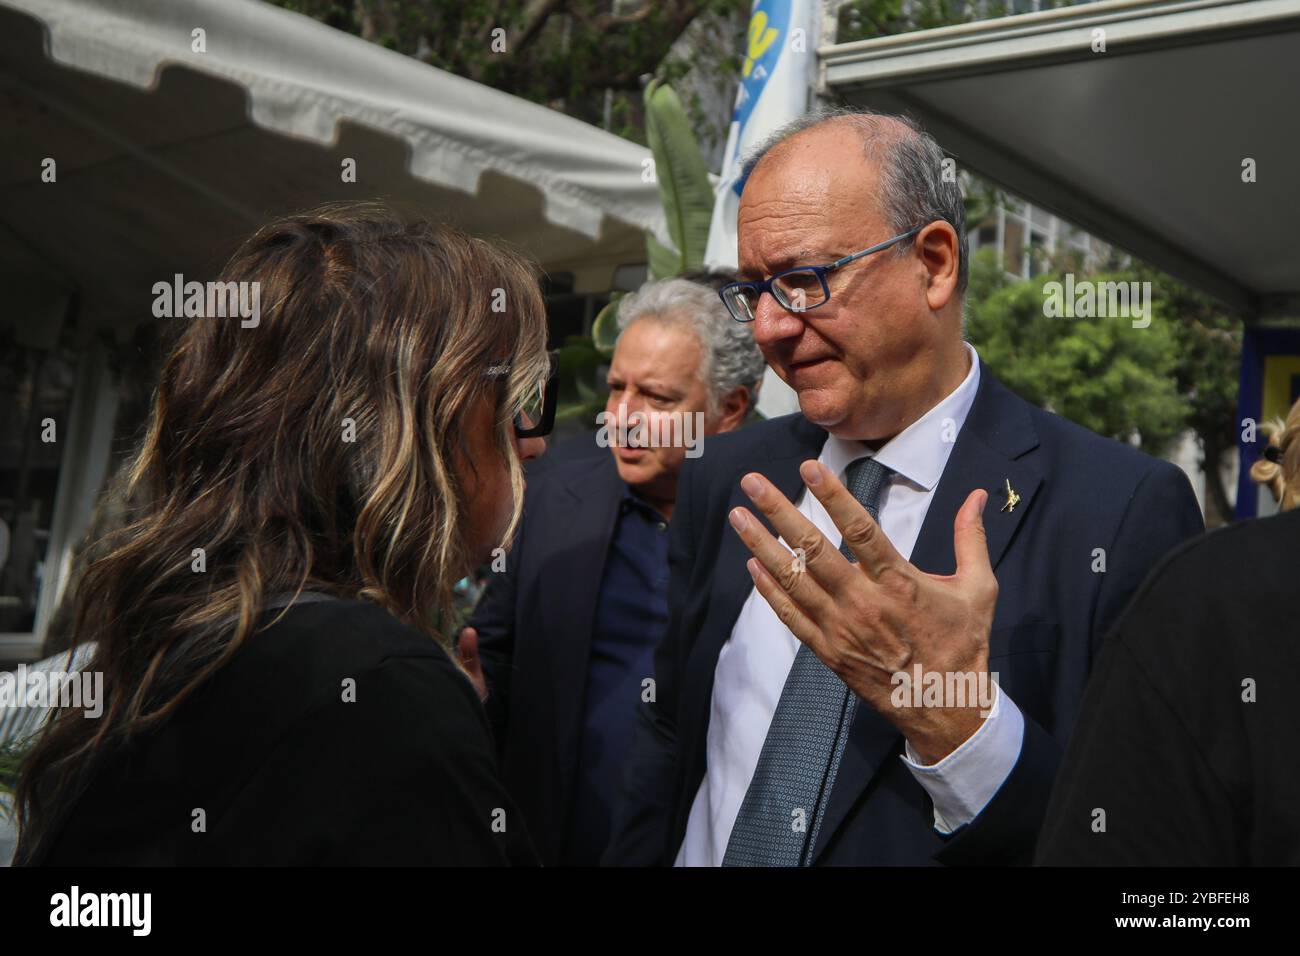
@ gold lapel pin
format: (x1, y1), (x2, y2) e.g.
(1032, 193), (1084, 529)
(1001, 478), (1021, 514)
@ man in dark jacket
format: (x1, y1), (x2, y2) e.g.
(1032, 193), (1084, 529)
(604, 107), (1204, 867)
(464, 276), (765, 865)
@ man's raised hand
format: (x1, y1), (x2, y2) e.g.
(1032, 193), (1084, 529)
(729, 460), (998, 763)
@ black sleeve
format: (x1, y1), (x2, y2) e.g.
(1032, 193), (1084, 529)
(467, 523), (524, 749)
(215, 652), (540, 866)
(602, 458), (700, 866)
(938, 462), (1204, 865)
(1036, 560), (1242, 865)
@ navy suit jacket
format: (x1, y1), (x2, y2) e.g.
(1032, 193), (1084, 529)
(605, 362), (1204, 866)
(470, 446), (627, 865)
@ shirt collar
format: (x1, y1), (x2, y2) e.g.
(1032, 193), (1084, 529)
(621, 487), (669, 524)
(820, 342), (981, 493)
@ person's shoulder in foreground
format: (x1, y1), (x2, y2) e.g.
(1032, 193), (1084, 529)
(38, 598), (539, 866)
(1036, 508), (1300, 865)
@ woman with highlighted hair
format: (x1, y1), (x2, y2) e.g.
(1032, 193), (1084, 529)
(15, 203), (556, 865)
(1249, 397), (1300, 512)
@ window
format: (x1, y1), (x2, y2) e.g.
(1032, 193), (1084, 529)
(1003, 215), (1027, 278)
(0, 335), (78, 639)
(974, 220), (999, 254)
(1027, 230), (1050, 277)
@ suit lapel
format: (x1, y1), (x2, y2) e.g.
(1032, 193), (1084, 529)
(910, 366), (1043, 577)
(694, 416), (827, 678)
(809, 363), (1043, 862)
(911, 441), (1041, 577)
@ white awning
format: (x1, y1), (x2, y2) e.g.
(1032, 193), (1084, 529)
(819, 0), (1300, 318)
(0, 0), (665, 326)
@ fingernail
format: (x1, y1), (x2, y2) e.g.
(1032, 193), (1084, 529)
(746, 558), (760, 581)
(729, 508), (749, 532)
(740, 474), (763, 499)
(801, 461), (822, 485)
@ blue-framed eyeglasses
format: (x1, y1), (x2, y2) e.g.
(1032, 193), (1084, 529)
(718, 226), (924, 323)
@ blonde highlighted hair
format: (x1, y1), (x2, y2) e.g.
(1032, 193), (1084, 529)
(1249, 396), (1300, 512)
(16, 202), (549, 861)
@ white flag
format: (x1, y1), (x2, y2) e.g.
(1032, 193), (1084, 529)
(706, 0), (818, 417)
(706, 0), (818, 269)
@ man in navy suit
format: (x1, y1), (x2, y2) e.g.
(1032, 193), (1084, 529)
(464, 277), (765, 865)
(605, 108), (1205, 866)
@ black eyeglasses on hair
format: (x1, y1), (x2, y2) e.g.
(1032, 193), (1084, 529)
(485, 351), (559, 439)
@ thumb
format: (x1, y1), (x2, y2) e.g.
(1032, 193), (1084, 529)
(458, 627), (480, 669)
(458, 627), (488, 702)
(952, 489), (993, 581)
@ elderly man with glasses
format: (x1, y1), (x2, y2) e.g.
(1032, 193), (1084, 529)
(605, 108), (1205, 867)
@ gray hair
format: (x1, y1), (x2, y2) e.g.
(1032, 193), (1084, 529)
(616, 277), (766, 417)
(741, 106), (968, 295)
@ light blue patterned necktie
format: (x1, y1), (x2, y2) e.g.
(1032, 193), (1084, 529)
(722, 455), (892, 867)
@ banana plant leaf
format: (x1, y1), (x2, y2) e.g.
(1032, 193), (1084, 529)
(643, 78), (714, 279)
(0, 739), (28, 810)
(590, 293), (625, 358)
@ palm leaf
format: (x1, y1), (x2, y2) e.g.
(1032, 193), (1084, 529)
(591, 293), (626, 358)
(643, 78), (714, 278)
(0, 738), (30, 814)
(645, 234), (683, 285)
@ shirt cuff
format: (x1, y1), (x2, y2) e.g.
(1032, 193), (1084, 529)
(899, 682), (1026, 834)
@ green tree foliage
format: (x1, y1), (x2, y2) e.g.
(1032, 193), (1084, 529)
(966, 251), (1186, 456)
(966, 249), (1243, 521)
(265, 0), (749, 142)
(1133, 260), (1242, 522)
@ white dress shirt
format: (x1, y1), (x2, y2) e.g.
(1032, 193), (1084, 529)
(675, 343), (1025, 866)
